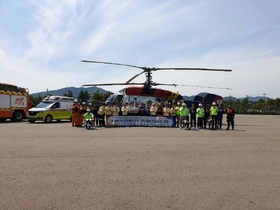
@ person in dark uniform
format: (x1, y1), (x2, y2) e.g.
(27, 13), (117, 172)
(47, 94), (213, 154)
(217, 104), (225, 129)
(204, 104), (211, 129)
(190, 103), (197, 127)
(225, 104), (236, 130)
(92, 103), (99, 126)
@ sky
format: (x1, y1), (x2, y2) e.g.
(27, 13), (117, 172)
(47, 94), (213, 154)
(1, 0), (280, 98)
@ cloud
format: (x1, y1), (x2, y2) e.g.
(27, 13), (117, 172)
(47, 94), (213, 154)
(0, 0), (280, 98)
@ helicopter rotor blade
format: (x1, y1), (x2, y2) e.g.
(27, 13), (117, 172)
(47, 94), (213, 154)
(153, 83), (232, 90)
(83, 82), (144, 87)
(157, 67), (232, 72)
(81, 60), (144, 70)
(125, 71), (146, 84)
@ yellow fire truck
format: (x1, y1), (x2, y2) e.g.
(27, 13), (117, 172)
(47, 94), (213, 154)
(0, 82), (33, 121)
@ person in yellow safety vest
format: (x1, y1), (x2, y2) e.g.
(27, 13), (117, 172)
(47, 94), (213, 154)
(84, 108), (94, 125)
(210, 102), (218, 130)
(150, 103), (158, 116)
(175, 102), (181, 127)
(121, 102), (129, 116)
(196, 103), (204, 129)
(179, 103), (189, 128)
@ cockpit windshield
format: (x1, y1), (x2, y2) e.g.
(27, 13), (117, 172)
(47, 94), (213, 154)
(106, 94), (116, 103)
(105, 92), (124, 104)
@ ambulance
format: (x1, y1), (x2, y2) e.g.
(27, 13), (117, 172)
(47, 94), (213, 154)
(27, 96), (74, 123)
(0, 82), (33, 121)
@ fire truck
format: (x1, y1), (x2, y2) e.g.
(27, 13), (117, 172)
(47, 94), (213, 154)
(0, 82), (33, 121)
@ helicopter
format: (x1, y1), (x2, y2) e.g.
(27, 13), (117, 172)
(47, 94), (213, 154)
(81, 60), (232, 106)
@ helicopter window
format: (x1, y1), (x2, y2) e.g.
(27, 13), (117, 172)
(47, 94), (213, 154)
(106, 94), (123, 104)
(114, 95), (123, 104)
(106, 94), (116, 102)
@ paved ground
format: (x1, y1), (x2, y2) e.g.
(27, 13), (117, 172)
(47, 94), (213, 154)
(1, 115), (280, 210)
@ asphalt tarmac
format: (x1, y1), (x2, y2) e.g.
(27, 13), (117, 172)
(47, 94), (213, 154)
(1, 115), (280, 210)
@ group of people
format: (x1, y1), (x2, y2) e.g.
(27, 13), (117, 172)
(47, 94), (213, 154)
(71, 100), (236, 130)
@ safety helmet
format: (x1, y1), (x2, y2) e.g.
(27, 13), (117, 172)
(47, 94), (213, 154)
(177, 102), (180, 105)
(82, 102), (86, 105)
(87, 108), (91, 112)
(74, 99), (78, 102)
(212, 102), (216, 105)
(199, 103), (202, 107)
(182, 103), (186, 106)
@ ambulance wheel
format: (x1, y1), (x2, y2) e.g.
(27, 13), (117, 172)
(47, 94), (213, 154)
(12, 111), (24, 121)
(44, 115), (53, 123)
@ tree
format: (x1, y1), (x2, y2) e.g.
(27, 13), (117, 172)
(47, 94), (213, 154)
(240, 97), (250, 113)
(64, 89), (74, 97)
(29, 94), (43, 106)
(91, 90), (104, 104)
(90, 90), (114, 105)
(77, 90), (90, 103)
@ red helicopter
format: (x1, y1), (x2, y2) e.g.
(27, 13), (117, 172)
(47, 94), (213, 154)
(81, 60), (232, 105)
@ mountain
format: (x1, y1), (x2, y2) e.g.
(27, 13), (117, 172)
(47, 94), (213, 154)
(31, 87), (268, 103)
(223, 96), (269, 102)
(31, 86), (109, 98)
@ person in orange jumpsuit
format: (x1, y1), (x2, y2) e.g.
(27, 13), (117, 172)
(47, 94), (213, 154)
(71, 100), (80, 127)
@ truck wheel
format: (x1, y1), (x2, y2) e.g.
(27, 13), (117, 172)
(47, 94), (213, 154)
(12, 111), (24, 121)
(44, 115), (53, 123)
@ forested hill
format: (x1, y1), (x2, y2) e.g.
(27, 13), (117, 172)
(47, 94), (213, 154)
(31, 87), (268, 103)
(30, 86), (108, 98)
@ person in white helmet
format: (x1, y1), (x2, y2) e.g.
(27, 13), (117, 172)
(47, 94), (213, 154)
(196, 103), (204, 129)
(210, 102), (218, 130)
(175, 102), (181, 127)
(179, 103), (189, 128)
(84, 108), (94, 127)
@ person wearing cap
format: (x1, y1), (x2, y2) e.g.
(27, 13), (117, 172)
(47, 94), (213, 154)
(121, 102), (129, 116)
(210, 102), (218, 130)
(163, 103), (171, 117)
(150, 103), (158, 116)
(196, 103), (204, 129)
(112, 104), (120, 116)
(156, 103), (164, 117)
(105, 103), (113, 116)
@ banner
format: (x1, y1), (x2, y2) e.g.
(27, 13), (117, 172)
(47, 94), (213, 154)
(105, 116), (175, 127)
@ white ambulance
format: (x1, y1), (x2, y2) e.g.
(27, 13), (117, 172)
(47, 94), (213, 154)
(27, 96), (74, 123)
